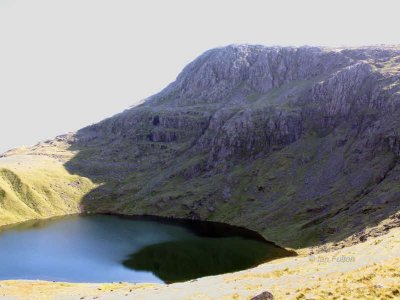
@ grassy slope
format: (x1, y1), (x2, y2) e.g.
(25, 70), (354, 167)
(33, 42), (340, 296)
(86, 128), (398, 249)
(0, 147), (95, 227)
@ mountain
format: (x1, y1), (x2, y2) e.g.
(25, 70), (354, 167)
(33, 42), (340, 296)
(1, 45), (400, 250)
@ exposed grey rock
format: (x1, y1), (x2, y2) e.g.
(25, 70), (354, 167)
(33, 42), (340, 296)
(147, 45), (351, 106)
(251, 291), (274, 300)
(61, 44), (400, 248)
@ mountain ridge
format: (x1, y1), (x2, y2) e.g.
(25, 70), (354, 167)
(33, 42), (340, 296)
(1, 44), (400, 250)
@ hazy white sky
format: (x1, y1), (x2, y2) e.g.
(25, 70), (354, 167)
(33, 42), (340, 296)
(1, 0), (400, 153)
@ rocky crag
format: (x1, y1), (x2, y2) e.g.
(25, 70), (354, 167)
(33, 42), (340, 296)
(1, 45), (400, 249)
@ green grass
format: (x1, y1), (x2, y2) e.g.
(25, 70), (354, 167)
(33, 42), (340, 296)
(0, 155), (95, 226)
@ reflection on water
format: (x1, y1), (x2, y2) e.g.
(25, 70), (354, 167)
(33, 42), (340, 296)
(0, 214), (295, 283)
(123, 237), (294, 283)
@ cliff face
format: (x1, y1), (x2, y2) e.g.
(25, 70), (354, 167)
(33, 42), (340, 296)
(147, 45), (349, 104)
(2, 45), (400, 248)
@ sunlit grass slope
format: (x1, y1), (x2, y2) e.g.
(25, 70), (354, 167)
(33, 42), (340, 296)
(0, 143), (95, 226)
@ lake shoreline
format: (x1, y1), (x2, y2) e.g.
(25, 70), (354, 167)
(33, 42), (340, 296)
(0, 214), (294, 284)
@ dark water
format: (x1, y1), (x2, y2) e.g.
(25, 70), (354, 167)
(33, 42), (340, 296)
(0, 215), (294, 283)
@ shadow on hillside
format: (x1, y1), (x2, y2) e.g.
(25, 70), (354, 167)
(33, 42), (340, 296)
(63, 115), (400, 250)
